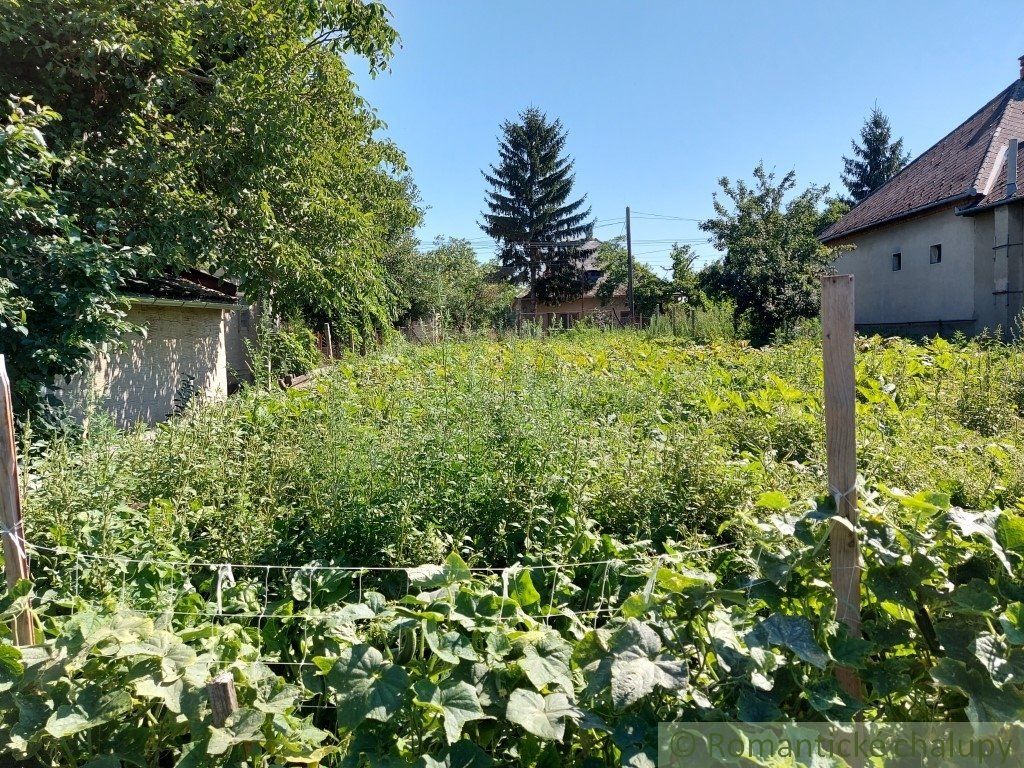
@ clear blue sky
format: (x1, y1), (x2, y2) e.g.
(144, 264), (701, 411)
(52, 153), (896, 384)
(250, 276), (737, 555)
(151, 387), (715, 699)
(351, 0), (1023, 272)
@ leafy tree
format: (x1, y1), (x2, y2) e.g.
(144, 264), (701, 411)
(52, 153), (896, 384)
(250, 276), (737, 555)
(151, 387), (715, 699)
(594, 239), (672, 317)
(668, 244), (707, 306)
(0, 0), (420, 405)
(388, 238), (516, 330)
(1, 99), (137, 412)
(480, 109), (593, 302)
(700, 163), (843, 345)
(818, 196), (852, 233)
(841, 106), (910, 204)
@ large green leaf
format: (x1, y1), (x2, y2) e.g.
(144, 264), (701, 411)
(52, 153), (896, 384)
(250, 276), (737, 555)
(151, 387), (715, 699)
(610, 656), (687, 710)
(323, 644), (409, 728)
(133, 673), (184, 714)
(45, 688), (132, 738)
(505, 689), (580, 741)
(421, 740), (493, 768)
(206, 708), (267, 755)
(609, 620), (662, 658)
(425, 623), (478, 665)
(748, 614), (828, 669)
(948, 509), (1013, 574)
(1001, 603), (1024, 645)
(931, 658), (1024, 722)
(997, 513), (1024, 556)
(415, 680), (487, 743)
(737, 687), (782, 721)
(116, 630), (197, 682)
(972, 634), (1024, 689)
(0, 644), (23, 692)
(594, 620), (688, 709)
(519, 633), (572, 692)
(507, 568), (541, 608)
(408, 552), (473, 590)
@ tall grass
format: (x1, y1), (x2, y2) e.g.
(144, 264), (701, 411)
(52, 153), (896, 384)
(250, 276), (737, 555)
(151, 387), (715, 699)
(21, 331), (1024, 570)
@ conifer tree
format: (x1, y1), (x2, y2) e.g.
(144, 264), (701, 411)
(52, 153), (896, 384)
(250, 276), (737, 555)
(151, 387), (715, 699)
(481, 109), (593, 301)
(841, 106), (911, 204)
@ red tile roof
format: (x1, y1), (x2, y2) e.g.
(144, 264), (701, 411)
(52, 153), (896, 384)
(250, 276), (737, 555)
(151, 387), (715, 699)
(821, 79), (1024, 242)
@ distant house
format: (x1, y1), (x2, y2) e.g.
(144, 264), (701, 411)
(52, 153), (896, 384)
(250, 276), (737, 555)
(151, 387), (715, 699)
(513, 239), (631, 327)
(62, 270), (255, 427)
(821, 55), (1024, 337)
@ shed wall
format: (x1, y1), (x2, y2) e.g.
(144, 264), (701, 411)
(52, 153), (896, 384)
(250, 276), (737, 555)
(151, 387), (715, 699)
(62, 303), (229, 427)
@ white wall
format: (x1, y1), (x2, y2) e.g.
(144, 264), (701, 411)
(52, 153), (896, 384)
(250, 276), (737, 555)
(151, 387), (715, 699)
(833, 208), (977, 328)
(224, 303), (258, 390)
(62, 303), (229, 427)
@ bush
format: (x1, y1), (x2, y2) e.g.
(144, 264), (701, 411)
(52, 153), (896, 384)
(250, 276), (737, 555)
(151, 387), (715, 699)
(647, 300), (738, 343)
(9, 329), (1024, 764)
(251, 318), (324, 381)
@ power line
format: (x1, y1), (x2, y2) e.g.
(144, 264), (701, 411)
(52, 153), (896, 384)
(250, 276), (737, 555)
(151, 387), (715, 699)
(631, 238), (706, 244)
(631, 211), (705, 222)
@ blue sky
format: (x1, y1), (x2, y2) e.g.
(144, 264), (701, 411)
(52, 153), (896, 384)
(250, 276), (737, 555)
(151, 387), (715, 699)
(351, 1), (1023, 272)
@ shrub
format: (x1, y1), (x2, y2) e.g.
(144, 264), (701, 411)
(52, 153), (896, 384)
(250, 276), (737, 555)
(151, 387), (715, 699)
(251, 317), (324, 381)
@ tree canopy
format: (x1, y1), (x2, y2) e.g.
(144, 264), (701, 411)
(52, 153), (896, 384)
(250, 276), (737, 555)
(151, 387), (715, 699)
(387, 238), (516, 330)
(1, 0), (420, 412)
(594, 239), (672, 318)
(700, 163), (843, 344)
(0, 99), (137, 412)
(480, 108), (593, 302)
(841, 106), (910, 204)
(668, 244), (707, 307)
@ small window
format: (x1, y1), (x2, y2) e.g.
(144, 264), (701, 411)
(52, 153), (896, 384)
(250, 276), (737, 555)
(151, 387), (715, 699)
(930, 244), (942, 264)
(892, 252), (902, 271)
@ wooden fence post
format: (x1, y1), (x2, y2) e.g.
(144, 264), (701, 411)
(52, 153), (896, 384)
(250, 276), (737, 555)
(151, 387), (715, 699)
(207, 672), (238, 726)
(820, 275), (862, 700)
(324, 323), (334, 359)
(0, 355), (34, 645)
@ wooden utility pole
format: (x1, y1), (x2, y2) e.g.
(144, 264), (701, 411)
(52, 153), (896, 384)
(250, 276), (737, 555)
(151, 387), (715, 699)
(0, 356), (33, 645)
(820, 275), (862, 700)
(625, 206), (635, 324)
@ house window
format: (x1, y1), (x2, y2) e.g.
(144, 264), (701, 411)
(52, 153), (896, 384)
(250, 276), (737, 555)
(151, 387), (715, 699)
(930, 244), (942, 264)
(892, 252), (902, 271)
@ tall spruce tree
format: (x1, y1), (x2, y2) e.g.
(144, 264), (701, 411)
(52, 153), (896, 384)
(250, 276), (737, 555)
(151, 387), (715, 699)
(841, 106), (911, 204)
(481, 109), (593, 301)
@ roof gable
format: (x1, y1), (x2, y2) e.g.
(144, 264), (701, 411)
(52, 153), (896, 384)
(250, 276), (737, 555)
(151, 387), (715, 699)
(821, 80), (1024, 242)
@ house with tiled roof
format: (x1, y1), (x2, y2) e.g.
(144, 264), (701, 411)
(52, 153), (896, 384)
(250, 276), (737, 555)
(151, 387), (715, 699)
(821, 55), (1024, 336)
(513, 239), (631, 327)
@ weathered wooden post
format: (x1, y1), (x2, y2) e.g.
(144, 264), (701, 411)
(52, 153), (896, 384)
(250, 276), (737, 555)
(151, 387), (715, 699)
(820, 275), (862, 700)
(207, 672), (238, 726)
(0, 356), (34, 645)
(324, 323), (334, 359)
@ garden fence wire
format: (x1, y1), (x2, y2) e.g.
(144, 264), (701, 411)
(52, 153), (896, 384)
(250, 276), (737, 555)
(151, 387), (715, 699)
(13, 535), (737, 675)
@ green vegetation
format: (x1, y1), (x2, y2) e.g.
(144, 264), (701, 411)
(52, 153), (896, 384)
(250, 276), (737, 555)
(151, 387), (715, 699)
(481, 108), (593, 302)
(388, 238), (517, 330)
(251, 319), (327, 382)
(1, 0), (420, 413)
(3, 331), (1024, 765)
(594, 239), (672, 318)
(699, 164), (844, 345)
(0, 99), (137, 412)
(841, 106), (911, 205)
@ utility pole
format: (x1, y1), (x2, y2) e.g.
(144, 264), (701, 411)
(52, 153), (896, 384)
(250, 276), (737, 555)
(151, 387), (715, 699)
(625, 206), (634, 323)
